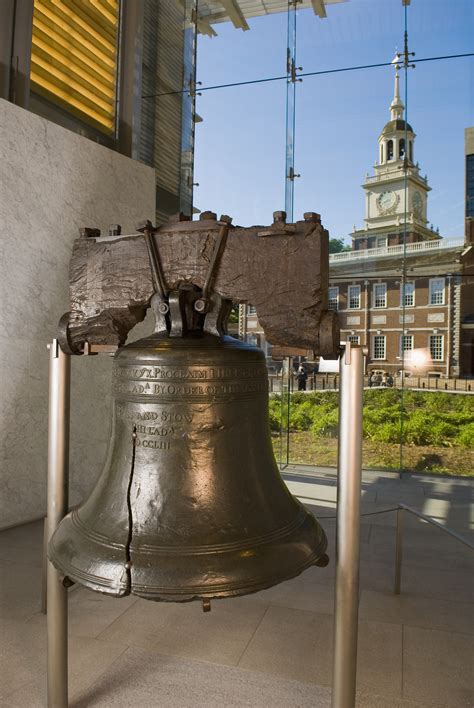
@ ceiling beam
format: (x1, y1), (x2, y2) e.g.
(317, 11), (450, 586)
(217, 0), (249, 30)
(175, 0), (217, 37)
(196, 16), (217, 37)
(311, 0), (327, 18)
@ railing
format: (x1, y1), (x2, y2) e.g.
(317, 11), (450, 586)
(329, 237), (465, 263)
(394, 503), (474, 594)
(365, 169), (428, 185)
(268, 373), (473, 393)
(283, 481), (474, 598)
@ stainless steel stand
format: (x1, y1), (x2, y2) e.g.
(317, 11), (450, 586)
(43, 338), (364, 708)
(46, 340), (70, 708)
(332, 343), (365, 708)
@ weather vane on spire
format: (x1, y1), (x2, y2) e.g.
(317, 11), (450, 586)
(392, 30), (416, 71)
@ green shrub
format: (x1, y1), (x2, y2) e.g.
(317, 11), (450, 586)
(289, 401), (315, 431)
(311, 409), (339, 437)
(371, 421), (402, 444)
(457, 422), (474, 448)
(268, 398), (281, 432)
(267, 389), (473, 447)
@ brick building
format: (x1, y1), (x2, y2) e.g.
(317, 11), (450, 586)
(239, 72), (474, 378)
(329, 72), (473, 379)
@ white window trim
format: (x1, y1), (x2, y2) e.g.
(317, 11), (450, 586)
(429, 278), (445, 306)
(348, 285), (361, 310)
(400, 282), (415, 308)
(373, 283), (387, 309)
(429, 334), (444, 361)
(348, 335), (360, 344)
(328, 286), (339, 311)
(400, 334), (414, 355)
(373, 335), (386, 360)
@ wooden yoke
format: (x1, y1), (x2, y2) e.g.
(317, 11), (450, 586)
(62, 211), (340, 357)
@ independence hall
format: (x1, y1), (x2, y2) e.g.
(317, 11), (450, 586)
(241, 74), (474, 379)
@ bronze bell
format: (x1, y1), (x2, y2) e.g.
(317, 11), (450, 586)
(49, 226), (329, 604)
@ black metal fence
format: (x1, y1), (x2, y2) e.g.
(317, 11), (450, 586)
(268, 373), (473, 394)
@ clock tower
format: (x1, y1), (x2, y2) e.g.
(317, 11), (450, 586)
(351, 65), (437, 250)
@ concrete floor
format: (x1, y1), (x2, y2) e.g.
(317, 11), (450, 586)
(0, 468), (473, 707)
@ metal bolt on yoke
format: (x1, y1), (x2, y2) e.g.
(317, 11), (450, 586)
(135, 219), (154, 233)
(79, 227), (101, 238)
(303, 212), (321, 223)
(199, 211), (217, 221)
(273, 211), (287, 223)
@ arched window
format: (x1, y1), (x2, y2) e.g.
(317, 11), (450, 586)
(380, 144), (384, 163)
(409, 141), (413, 162)
(399, 138), (405, 158)
(387, 139), (394, 160)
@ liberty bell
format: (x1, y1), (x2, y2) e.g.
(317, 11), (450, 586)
(49, 217), (333, 606)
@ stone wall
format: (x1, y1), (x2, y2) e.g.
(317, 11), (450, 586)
(0, 99), (156, 528)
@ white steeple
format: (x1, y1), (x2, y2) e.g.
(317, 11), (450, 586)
(390, 69), (404, 120)
(377, 62), (414, 167)
(351, 57), (433, 240)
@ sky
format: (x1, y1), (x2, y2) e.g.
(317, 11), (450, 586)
(193, 0), (473, 242)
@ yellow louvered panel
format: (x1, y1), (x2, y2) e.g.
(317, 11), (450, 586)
(31, 0), (120, 134)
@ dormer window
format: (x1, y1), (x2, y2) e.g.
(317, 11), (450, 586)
(399, 138), (405, 159)
(387, 140), (394, 161)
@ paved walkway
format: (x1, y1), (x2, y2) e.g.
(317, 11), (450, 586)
(0, 468), (472, 707)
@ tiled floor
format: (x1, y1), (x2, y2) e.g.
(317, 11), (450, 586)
(0, 468), (472, 707)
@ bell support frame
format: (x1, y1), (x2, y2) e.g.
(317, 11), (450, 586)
(45, 338), (366, 708)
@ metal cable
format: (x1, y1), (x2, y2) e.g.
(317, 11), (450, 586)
(142, 52), (474, 100)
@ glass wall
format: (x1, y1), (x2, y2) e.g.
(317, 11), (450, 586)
(193, 0), (474, 477)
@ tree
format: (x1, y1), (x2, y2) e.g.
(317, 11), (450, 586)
(228, 304), (239, 323)
(329, 238), (351, 254)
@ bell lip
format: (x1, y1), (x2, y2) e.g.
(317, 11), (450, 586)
(48, 541), (328, 603)
(128, 538), (329, 603)
(48, 514), (328, 603)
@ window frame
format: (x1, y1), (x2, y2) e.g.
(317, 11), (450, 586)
(30, 0), (121, 138)
(429, 334), (444, 361)
(387, 139), (394, 161)
(429, 278), (445, 306)
(373, 282), (387, 309)
(348, 335), (360, 345)
(348, 285), (361, 310)
(328, 286), (339, 311)
(400, 334), (414, 356)
(373, 335), (386, 360)
(400, 281), (415, 307)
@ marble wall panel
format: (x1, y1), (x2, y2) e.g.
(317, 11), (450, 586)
(0, 99), (156, 528)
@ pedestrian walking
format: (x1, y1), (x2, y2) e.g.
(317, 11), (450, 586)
(297, 365), (308, 391)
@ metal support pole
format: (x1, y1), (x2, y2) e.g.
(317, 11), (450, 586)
(41, 516), (48, 614)
(332, 343), (365, 708)
(46, 340), (70, 708)
(394, 507), (404, 595)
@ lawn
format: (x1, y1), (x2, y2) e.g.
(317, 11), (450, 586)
(269, 390), (474, 476)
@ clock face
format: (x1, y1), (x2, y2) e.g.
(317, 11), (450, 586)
(413, 191), (423, 215)
(377, 190), (397, 213)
